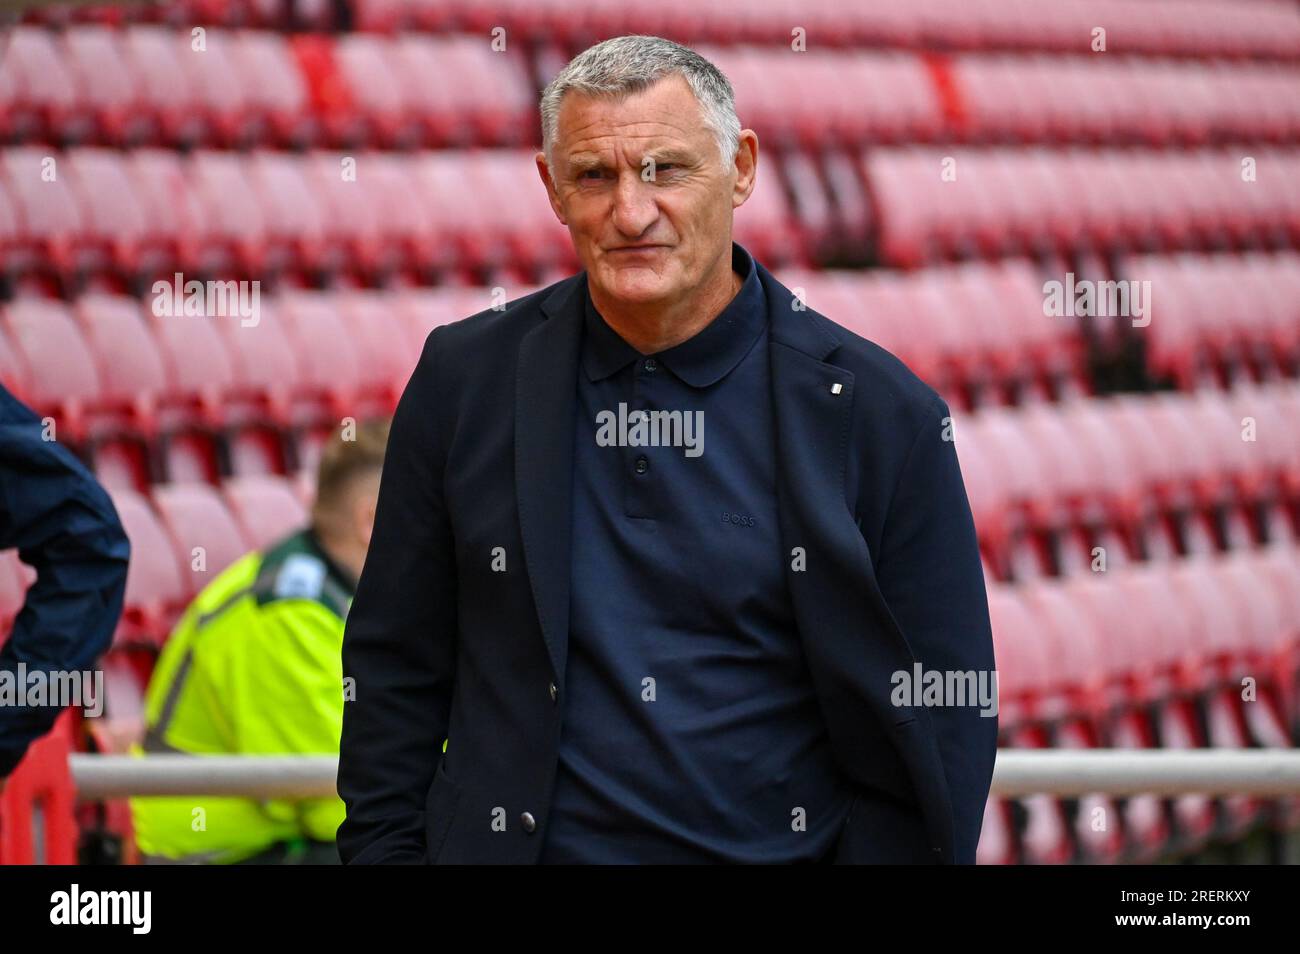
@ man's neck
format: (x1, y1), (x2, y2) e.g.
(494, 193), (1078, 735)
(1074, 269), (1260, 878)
(313, 530), (366, 590)
(590, 253), (743, 355)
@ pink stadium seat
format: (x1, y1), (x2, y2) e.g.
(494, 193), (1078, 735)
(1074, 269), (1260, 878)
(244, 151), (332, 275)
(180, 29), (253, 146)
(187, 151), (268, 275)
(211, 295), (301, 428)
(336, 291), (418, 411)
(1, 298), (102, 442)
(61, 26), (144, 144)
(123, 149), (209, 274)
(388, 36), (527, 147)
(110, 488), (187, 647)
(120, 26), (208, 145)
(151, 481), (252, 598)
(229, 30), (312, 146)
(63, 149), (155, 278)
(306, 151), (388, 277)
(0, 26), (86, 142)
(987, 589), (1050, 729)
(333, 34), (417, 147)
(70, 294), (170, 449)
(363, 153), (445, 275)
(276, 291), (366, 420)
(0, 148), (86, 279)
(222, 475), (309, 551)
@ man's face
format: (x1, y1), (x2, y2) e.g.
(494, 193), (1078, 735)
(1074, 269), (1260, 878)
(537, 74), (752, 309)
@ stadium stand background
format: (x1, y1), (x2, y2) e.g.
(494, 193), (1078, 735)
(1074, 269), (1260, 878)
(0, 0), (1299, 864)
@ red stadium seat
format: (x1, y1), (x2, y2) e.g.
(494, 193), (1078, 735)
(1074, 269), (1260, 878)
(276, 291), (367, 420)
(151, 481), (252, 598)
(222, 474), (309, 551)
(120, 25), (208, 145)
(110, 487), (187, 646)
(244, 151), (332, 275)
(336, 291), (418, 412)
(1, 298), (102, 442)
(229, 30), (313, 146)
(63, 149), (155, 278)
(186, 150), (268, 275)
(0, 26), (87, 142)
(62, 26), (145, 144)
(0, 148), (87, 280)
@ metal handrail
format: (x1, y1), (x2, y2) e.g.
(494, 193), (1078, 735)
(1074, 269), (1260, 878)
(67, 750), (1300, 800)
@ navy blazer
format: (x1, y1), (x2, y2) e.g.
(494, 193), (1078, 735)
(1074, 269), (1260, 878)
(337, 250), (998, 864)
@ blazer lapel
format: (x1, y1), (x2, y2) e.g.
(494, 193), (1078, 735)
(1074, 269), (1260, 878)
(515, 275), (584, 686)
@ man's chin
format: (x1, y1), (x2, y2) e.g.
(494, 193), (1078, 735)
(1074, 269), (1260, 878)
(594, 267), (673, 305)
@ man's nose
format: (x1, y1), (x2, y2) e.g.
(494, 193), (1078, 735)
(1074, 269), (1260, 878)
(609, 172), (659, 237)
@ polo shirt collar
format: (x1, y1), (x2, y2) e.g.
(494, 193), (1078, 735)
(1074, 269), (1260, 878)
(582, 242), (765, 388)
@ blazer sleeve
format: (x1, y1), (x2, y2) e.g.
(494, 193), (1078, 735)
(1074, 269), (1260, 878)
(873, 398), (998, 864)
(0, 383), (130, 779)
(336, 328), (459, 864)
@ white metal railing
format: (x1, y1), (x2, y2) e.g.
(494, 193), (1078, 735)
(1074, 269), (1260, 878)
(67, 750), (1300, 800)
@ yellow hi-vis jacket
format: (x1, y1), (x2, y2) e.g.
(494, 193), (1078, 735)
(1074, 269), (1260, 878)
(129, 527), (355, 863)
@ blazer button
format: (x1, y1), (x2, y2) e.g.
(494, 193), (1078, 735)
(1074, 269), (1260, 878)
(548, 682), (558, 703)
(521, 812), (537, 833)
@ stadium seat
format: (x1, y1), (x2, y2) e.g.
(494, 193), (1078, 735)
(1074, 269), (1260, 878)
(110, 488), (187, 647)
(151, 481), (252, 598)
(221, 474), (310, 551)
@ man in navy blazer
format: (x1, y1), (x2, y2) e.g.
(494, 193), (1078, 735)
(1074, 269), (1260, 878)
(337, 36), (997, 864)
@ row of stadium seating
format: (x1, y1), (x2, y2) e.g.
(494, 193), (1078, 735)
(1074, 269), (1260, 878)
(7, 144), (1300, 289)
(27, 0), (1300, 60)
(0, 287), (499, 484)
(0, 147), (586, 283)
(1126, 252), (1300, 389)
(982, 546), (1299, 863)
(7, 25), (1300, 149)
(5, 253), (1298, 487)
(0, 27), (535, 148)
(954, 382), (1300, 579)
(713, 47), (1300, 148)
(868, 147), (1300, 266)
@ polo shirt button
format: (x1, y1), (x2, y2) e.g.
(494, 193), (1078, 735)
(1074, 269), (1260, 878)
(548, 681), (557, 702)
(634, 456), (649, 474)
(643, 357), (657, 372)
(521, 812), (537, 833)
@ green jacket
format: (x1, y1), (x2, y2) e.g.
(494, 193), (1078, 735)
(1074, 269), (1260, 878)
(130, 528), (355, 863)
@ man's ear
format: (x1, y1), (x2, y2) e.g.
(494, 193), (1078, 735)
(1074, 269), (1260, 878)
(536, 152), (567, 224)
(731, 129), (759, 210)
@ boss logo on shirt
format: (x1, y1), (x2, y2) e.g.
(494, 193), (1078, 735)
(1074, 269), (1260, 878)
(721, 511), (756, 528)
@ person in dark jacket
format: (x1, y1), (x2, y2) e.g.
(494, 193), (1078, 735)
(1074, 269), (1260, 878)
(337, 36), (996, 865)
(0, 382), (130, 791)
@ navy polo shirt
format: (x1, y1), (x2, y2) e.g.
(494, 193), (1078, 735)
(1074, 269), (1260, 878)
(539, 243), (854, 864)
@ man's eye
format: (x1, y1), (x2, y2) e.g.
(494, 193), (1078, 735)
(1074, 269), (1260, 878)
(579, 169), (604, 180)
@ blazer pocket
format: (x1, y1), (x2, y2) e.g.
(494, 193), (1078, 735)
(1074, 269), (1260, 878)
(423, 759), (461, 864)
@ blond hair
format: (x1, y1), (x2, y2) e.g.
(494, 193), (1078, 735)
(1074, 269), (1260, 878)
(311, 417), (391, 532)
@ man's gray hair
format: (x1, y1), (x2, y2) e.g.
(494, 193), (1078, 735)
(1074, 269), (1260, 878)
(539, 35), (741, 175)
